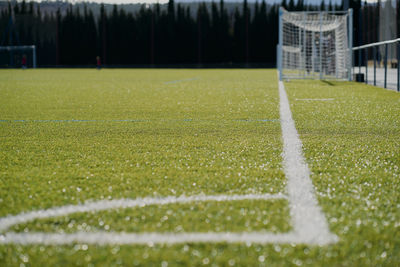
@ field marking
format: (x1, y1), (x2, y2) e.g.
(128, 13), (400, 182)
(0, 190), (332, 245)
(279, 81), (338, 244)
(236, 119), (280, 122)
(164, 77), (199, 84)
(295, 98), (334, 101)
(0, 80), (338, 246)
(0, 231), (331, 246)
(0, 119), (279, 123)
(0, 119), (149, 123)
(0, 193), (286, 233)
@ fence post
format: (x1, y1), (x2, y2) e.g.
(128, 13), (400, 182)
(303, 12), (306, 78)
(278, 7), (283, 81)
(319, 12), (323, 80)
(32, 46), (37, 69)
(365, 48), (368, 84)
(10, 49), (13, 67)
(397, 42), (400, 92)
(384, 43), (387, 89)
(348, 9), (353, 81)
(373, 46), (376, 86)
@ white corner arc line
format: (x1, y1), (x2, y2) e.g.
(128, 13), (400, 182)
(0, 193), (286, 233)
(279, 81), (338, 244)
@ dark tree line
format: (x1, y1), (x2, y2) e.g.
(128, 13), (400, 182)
(0, 0), (393, 66)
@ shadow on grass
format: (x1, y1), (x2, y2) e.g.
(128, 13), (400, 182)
(321, 80), (336, 86)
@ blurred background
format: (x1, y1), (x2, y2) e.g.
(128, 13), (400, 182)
(0, 0), (398, 67)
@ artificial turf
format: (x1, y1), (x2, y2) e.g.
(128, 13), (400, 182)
(284, 79), (400, 266)
(0, 69), (399, 266)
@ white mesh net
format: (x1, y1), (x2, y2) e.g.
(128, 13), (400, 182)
(279, 9), (351, 80)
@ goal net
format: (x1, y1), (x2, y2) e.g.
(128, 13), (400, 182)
(0, 46), (37, 68)
(278, 8), (353, 81)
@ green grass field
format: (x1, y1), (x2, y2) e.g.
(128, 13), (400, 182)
(0, 69), (399, 266)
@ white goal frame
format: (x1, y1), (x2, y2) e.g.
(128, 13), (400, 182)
(0, 45), (37, 68)
(278, 8), (353, 81)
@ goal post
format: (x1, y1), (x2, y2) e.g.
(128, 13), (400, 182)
(0, 45), (37, 68)
(278, 8), (353, 81)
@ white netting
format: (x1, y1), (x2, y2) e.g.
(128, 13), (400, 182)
(279, 9), (351, 80)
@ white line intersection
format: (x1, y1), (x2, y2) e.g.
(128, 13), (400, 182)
(0, 81), (337, 245)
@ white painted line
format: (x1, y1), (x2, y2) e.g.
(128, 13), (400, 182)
(0, 231), (332, 246)
(279, 81), (338, 244)
(295, 98), (334, 101)
(0, 193), (287, 233)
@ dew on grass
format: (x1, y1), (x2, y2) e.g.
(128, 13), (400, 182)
(293, 259), (303, 266)
(85, 255), (92, 262)
(19, 254), (29, 263)
(111, 246), (120, 254)
(192, 249), (201, 257)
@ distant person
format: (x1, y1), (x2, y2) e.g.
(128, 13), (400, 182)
(96, 56), (101, 70)
(22, 55), (27, 69)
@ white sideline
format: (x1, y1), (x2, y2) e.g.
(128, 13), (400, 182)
(0, 80), (338, 246)
(279, 81), (337, 244)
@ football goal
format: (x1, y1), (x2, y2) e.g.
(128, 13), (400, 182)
(277, 8), (353, 81)
(0, 45), (37, 68)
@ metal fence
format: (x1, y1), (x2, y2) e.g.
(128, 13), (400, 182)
(352, 38), (400, 92)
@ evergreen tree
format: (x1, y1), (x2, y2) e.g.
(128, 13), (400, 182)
(98, 4), (107, 64)
(251, 0), (269, 63)
(233, 7), (244, 63)
(320, 0), (326, 11)
(219, 0), (231, 62)
(328, 0), (334, 11)
(244, 0), (250, 63)
(0, 0), (341, 66)
(197, 3), (211, 63)
(288, 0), (295, 11)
(296, 0), (305, 11)
(282, 0), (287, 9)
(56, 8), (61, 65)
